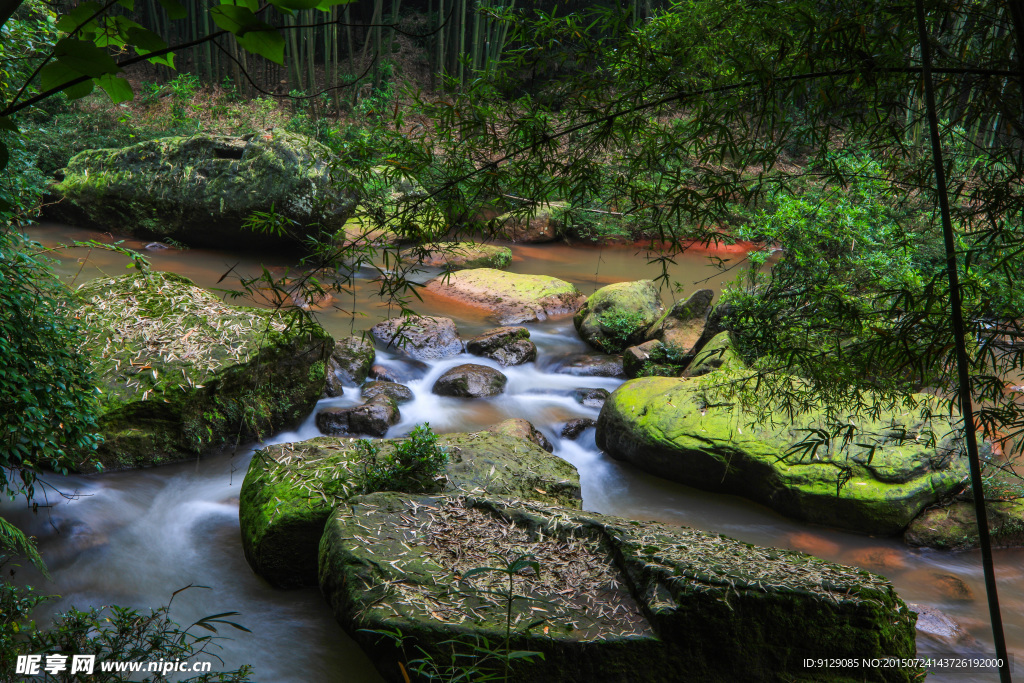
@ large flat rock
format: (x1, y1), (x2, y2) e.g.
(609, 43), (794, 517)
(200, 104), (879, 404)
(240, 431), (580, 587)
(320, 493), (918, 683)
(75, 271), (331, 471)
(424, 268), (586, 324)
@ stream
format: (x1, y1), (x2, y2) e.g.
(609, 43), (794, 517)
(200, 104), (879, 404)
(3, 223), (1020, 682)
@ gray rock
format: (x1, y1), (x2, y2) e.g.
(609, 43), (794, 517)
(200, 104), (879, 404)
(316, 395), (400, 437)
(433, 364), (508, 398)
(466, 326), (538, 366)
(562, 418), (597, 440)
(370, 316), (463, 360)
(331, 335), (375, 385)
(549, 353), (625, 378)
(362, 381), (414, 404)
(486, 418), (554, 452)
(573, 387), (610, 408)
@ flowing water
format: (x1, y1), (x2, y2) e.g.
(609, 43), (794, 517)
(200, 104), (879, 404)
(3, 223), (1019, 682)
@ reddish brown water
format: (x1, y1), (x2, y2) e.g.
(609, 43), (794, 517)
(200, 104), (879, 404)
(3, 223), (1018, 682)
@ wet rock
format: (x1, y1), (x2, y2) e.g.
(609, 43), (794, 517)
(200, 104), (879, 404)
(432, 364), (508, 398)
(572, 387), (610, 408)
(645, 289), (714, 356)
(324, 358), (346, 398)
(562, 418), (597, 440)
(908, 603), (972, 644)
(361, 381), (414, 405)
(48, 130), (356, 250)
(144, 241), (171, 250)
(622, 339), (676, 379)
(331, 335), (375, 385)
(368, 359), (429, 384)
(424, 268), (586, 324)
(316, 395), (400, 437)
(74, 271), (331, 471)
(925, 572), (975, 601)
(904, 499), (1024, 550)
(465, 326), (537, 366)
(400, 241), (512, 270)
(370, 316), (463, 360)
(690, 301), (737, 358)
(597, 376), (968, 535)
(574, 280), (664, 353)
(320, 493), (918, 683)
(549, 352), (625, 378)
(240, 431), (580, 587)
(486, 418), (553, 452)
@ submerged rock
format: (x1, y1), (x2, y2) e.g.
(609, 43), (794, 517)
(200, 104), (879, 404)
(432, 364), (508, 397)
(74, 271), (331, 471)
(400, 242), (513, 270)
(596, 376), (968, 535)
(239, 431), (581, 587)
(320, 493), (918, 683)
(424, 268), (586, 324)
(548, 352), (625, 378)
(905, 499), (1024, 550)
(485, 418), (553, 452)
(573, 387), (610, 408)
(368, 360), (429, 384)
(574, 280), (664, 353)
(562, 418), (597, 440)
(370, 316), (463, 360)
(465, 326), (537, 366)
(49, 131), (356, 250)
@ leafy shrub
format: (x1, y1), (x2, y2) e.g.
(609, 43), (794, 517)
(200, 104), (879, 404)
(597, 310), (648, 352)
(359, 423), (449, 494)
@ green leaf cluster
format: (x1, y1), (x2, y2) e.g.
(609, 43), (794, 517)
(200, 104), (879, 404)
(359, 423), (449, 495)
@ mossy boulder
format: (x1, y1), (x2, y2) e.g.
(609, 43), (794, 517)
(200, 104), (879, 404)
(239, 431), (580, 587)
(320, 493), (919, 683)
(316, 395), (400, 437)
(50, 131), (356, 250)
(401, 242), (512, 270)
(574, 280), (664, 353)
(362, 381), (414, 404)
(645, 289), (714, 354)
(424, 268), (586, 324)
(596, 377), (968, 535)
(904, 499), (1024, 550)
(75, 271), (332, 471)
(485, 418), (554, 452)
(683, 330), (745, 377)
(494, 202), (564, 242)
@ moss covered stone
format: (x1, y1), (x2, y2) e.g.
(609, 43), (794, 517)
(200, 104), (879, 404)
(574, 280), (664, 353)
(50, 131), (355, 250)
(424, 268), (586, 324)
(401, 242), (513, 270)
(904, 499), (1024, 550)
(239, 431), (581, 587)
(320, 493), (918, 683)
(596, 377), (968, 535)
(75, 271), (331, 471)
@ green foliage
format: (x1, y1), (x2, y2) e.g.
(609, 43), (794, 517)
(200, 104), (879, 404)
(359, 424), (449, 494)
(597, 310), (648, 353)
(0, 581), (253, 683)
(0, 229), (101, 497)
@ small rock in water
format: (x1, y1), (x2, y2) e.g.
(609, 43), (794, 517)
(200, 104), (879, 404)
(370, 316), (463, 360)
(785, 531), (841, 557)
(144, 242), (171, 250)
(316, 395), (399, 437)
(562, 418), (597, 440)
(324, 358), (345, 398)
(465, 326), (537, 366)
(433, 364), (508, 398)
(362, 381), (414, 404)
(842, 546), (907, 572)
(368, 360), (428, 384)
(548, 352), (625, 378)
(907, 603), (974, 644)
(573, 387), (610, 408)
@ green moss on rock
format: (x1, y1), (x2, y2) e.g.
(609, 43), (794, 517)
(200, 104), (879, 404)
(574, 280), (664, 353)
(239, 431), (581, 587)
(319, 493), (918, 683)
(50, 130), (355, 250)
(596, 377), (968, 535)
(75, 271), (331, 471)
(401, 242), (513, 270)
(424, 268), (586, 324)
(904, 499), (1024, 550)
